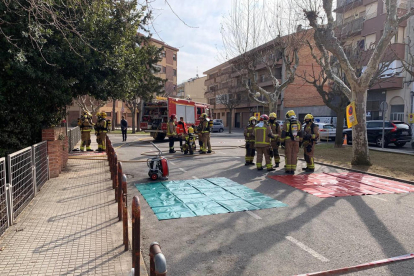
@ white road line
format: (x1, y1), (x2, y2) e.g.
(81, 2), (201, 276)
(192, 176), (198, 179)
(369, 195), (388, 202)
(246, 211), (262, 220)
(285, 236), (329, 262)
(169, 161), (176, 165)
(179, 168), (187, 173)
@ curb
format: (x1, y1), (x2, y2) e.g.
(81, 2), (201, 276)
(369, 147), (414, 156)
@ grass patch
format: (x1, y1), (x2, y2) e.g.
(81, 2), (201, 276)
(109, 130), (148, 135)
(313, 144), (414, 182)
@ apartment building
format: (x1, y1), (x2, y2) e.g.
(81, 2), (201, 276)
(203, 32), (331, 129)
(176, 75), (207, 103)
(335, 0), (413, 123)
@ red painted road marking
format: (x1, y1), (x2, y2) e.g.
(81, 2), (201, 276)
(295, 253), (414, 276)
(268, 173), (414, 198)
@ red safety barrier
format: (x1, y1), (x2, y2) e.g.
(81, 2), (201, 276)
(295, 253), (414, 276)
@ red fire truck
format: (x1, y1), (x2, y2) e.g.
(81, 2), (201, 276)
(140, 97), (210, 141)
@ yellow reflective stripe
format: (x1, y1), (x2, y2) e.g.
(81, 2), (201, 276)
(255, 142), (270, 145)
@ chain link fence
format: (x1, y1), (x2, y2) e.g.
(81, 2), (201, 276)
(0, 157), (8, 237)
(7, 147), (34, 221)
(32, 141), (49, 191)
(68, 126), (81, 152)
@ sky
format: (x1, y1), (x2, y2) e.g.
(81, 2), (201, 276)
(145, 1), (233, 84)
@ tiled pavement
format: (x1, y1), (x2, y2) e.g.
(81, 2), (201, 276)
(0, 154), (134, 275)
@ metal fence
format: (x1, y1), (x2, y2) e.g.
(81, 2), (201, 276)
(7, 147), (34, 222)
(32, 141), (49, 191)
(0, 158), (8, 237)
(68, 126), (81, 152)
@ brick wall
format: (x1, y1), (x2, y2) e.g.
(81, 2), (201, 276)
(42, 127), (69, 178)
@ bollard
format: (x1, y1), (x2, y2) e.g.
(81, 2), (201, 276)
(113, 154), (118, 189)
(116, 162), (123, 203)
(122, 174), (128, 251)
(118, 172), (123, 221)
(149, 242), (167, 276)
(132, 196), (141, 276)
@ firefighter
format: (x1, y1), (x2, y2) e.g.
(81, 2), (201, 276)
(254, 114), (276, 171)
(244, 116), (256, 165)
(281, 110), (303, 174)
(167, 114), (177, 153)
(78, 111), (94, 151)
(199, 113), (211, 154)
(196, 118), (203, 153)
(182, 125), (196, 154)
(98, 111), (109, 151)
(302, 114), (319, 172)
(176, 117), (187, 152)
(268, 112), (281, 168)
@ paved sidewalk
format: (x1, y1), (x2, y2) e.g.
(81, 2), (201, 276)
(0, 154), (131, 275)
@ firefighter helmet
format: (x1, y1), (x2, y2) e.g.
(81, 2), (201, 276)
(171, 114), (176, 119)
(260, 114), (269, 121)
(188, 127), (194, 134)
(269, 112), (277, 119)
(249, 116), (256, 122)
(304, 114), (314, 121)
(286, 110), (296, 118)
(200, 113), (207, 119)
(100, 111), (107, 119)
(96, 112), (101, 118)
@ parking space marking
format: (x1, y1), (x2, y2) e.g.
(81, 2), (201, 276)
(285, 236), (329, 262)
(369, 195), (388, 202)
(170, 161), (176, 165)
(192, 176), (198, 179)
(246, 211), (262, 220)
(179, 168), (187, 173)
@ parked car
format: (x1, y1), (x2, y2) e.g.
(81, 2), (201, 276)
(212, 122), (224, 132)
(302, 123), (336, 140)
(411, 136), (414, 149)
(213, 119), (223, 124)
(343, 120), (412, 148)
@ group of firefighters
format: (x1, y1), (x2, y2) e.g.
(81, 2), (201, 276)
(77, 111), (111, 152)
(245, 110), (319, 174)
(166, 113), (213, 154)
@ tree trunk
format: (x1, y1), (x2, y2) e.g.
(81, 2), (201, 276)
(112, 100), (116, 131)
(131, 104), (136, 134)
(334, 106), (346, 148)
(351, 88), (371, 165)
(136, 109), (141, 132)
(228, 108), (233, 134)
(268, 101), (275, 115)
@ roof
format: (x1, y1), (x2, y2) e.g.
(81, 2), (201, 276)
(137, 33), (179, 52)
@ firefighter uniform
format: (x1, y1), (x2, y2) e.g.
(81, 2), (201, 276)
(196, 122), (203, 153)
(78, 112), (94, 151)
(302, 114), (319, 172)
(281, 110), (302, 174)
(268, 113), (281, 167)
(95, 112), (108, 151)
(200, 113), (211, 154)
(254, 115), (275, 171)
(244, 116), (256, 165)
(182, 125), (196, 154)
(167, 115), (177, 153)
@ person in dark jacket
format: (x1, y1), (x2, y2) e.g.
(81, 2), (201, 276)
(121, 116), (128, 142)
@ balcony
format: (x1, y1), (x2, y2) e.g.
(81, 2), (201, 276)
(337, 17), (364, 37)
(334, 0), (363, 13)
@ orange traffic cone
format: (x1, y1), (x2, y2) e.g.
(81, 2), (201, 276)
(343, 134), (347, 146)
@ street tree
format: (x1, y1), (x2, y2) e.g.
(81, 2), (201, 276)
(216, 84), (247, 134)
(300, 0), (414, 165)
(221, 0), (307, 116)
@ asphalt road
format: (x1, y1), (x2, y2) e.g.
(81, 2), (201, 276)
(110, 133), (414, 276)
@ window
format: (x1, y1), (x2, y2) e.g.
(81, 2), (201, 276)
(261, 75), (266, 82)
(106, 112), (112, 117)
(323, 125), (335, 129)
(161, 51), (166, 57)
(209, 98), (216, 105)
(173, 69), (177, 76)
(173, 54), (176, 61)
(162, 66), (166, 73)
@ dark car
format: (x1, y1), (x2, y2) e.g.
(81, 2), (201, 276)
(343, 120), (412, 148)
